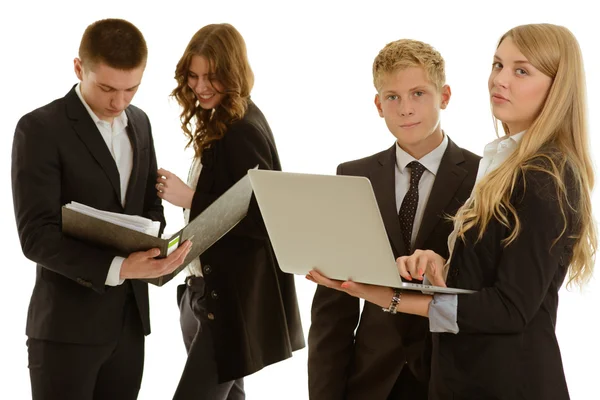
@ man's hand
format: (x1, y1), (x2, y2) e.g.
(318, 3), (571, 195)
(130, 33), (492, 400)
(120, 240), (192, 280)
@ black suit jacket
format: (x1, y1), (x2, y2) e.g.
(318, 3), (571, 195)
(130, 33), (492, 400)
(430, 167), (576, 400)
(185, 100), (305, 382)
(11, 86), (164, 344)
(308, 137), (480, 400)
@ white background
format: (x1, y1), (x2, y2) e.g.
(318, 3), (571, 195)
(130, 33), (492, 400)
(1, 1), (599, 399)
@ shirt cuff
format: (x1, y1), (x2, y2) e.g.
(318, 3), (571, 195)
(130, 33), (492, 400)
(428, 293), (459, 334)
(105, 257), (126, 286)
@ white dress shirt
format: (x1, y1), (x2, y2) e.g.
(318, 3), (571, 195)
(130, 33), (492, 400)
(395, 133), (449, 249)
(429, 131), (526, 334)
(445, 130), (526, 264)
(184, 156), (203, 277)
(75, 83), (133, 286)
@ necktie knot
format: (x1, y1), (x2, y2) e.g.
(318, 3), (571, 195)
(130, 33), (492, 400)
(407, 161), (425, 185)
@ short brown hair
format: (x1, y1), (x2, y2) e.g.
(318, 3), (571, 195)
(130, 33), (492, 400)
(373, 39), (445, 91)
(79, 18), (147, 70)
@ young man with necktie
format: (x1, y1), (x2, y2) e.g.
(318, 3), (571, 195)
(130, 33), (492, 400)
(307, 39), (480, 400)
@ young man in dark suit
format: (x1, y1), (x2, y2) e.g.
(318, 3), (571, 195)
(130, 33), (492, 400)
(11, 18), (191, 400)
(307, 39), (480, 400)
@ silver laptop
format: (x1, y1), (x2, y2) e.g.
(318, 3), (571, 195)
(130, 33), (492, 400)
(248, 169), (475, 295)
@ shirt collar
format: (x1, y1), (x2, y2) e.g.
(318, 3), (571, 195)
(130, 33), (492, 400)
(75, 83), (128, 129)
(395, 132), (449, 176)
(487, 130), (526, 148)
(509, 130), (526, 143)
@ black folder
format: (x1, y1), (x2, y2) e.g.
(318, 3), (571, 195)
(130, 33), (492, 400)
(61, 172), (254, 286)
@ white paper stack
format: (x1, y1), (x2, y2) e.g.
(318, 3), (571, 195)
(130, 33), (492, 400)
(64, 202), (160, 237)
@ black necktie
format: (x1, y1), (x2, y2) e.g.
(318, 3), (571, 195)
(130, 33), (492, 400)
(398, 161), (426, 254)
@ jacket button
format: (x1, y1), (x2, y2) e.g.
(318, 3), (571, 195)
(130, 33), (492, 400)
(203, 264), (212, 274)
(207, 313), (215, 320)
(211, 290), (218, 299)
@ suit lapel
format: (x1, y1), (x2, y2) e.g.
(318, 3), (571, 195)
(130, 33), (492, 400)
(66, 87), (122, 204)
(123, 109), (141, 214)
(414, 137), (468, 250)
(369, 144), (408, 257)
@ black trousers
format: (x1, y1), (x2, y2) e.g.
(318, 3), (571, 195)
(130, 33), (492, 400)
(27, 295), (145, 400)
(387, 362), (429, 400)
(173, 276), (244, 400)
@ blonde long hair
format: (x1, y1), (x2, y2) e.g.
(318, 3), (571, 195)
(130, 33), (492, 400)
(171, 23), (254, 157)
(453, 24), (596, 287)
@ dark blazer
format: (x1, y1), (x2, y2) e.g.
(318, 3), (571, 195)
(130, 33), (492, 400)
(430, 167), (576, 400)
(308, 137), (480, 400)
(11, 85), (164, 344)
(186, 99), (305, 382)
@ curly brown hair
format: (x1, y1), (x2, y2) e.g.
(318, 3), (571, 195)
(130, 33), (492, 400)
(171, 23), (254, 157)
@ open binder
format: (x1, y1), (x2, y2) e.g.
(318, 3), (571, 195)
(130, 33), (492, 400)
(61, 171), (254, 286)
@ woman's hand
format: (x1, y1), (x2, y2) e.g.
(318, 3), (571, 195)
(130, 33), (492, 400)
(396, 249), (447, 287)
(156, 168), (194, 209)
(306, 270), (394, 309)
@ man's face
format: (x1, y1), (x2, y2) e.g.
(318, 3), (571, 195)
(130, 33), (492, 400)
(74, 58), (145, 123)
(375, 67), (450, 159)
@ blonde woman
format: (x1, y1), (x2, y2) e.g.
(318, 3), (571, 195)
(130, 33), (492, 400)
(308, 23), (596, 399)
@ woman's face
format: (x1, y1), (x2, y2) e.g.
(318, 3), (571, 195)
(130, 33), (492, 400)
(187, 55), (226, 110)
(488, 36), (553, 134)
